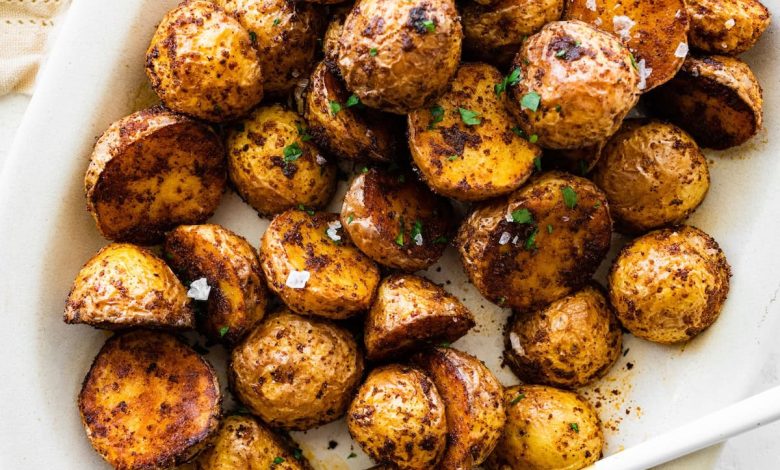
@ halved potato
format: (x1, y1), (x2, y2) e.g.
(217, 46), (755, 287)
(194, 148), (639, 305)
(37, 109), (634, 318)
(85, 106), (226, 245)
(364, 274), (475, 361)
(227, 104), (337, 216)
(164, 224), (267, 345)
(412, 347), (506, 469)
(260, 209), (380, 319)
(340, 169), (454, 271)
(646, 54), (763, 149)
(686, 0), (771, 55)
(64, 243), (194, 330)
(304, 61), (399, 162)
(565, 0), (689, 91)
(408, 62), (540, 201)
(195, 415), (311, 469)
(456, 171), (612, 312)
(78, 331), (221, 469)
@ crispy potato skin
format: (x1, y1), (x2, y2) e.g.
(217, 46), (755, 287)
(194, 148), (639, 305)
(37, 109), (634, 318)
(227, 104), (336, 215)
(164, 224), (267, 345)
(364, 274), (475, 361)
(304, 61), (399, 162)
(348, 365), (448, 469)
(230, 310), (364, 430)
(608, 225), (731, 343)
(593, 120), (710, 233)
(260, 209), (380, 318)
(507, 20), (639, 149)
(195, 415), (311, 469)
(216, 0), (323, 96)
(322, 7), (350, 65)
(646, 54), (763, 149)
(463, 0), (564, 67)
(412, 347), (506, 469)
(64, 243), (194, 329)
(341, 169), (454, 271)
(686, 0), (770, 55)
(408, 63), (541, 201)
(85, 106), (226, 245)
(78, 331), (221, 470)
(456, 171), (612, 312)
(565, 0), (689, 91)
(504, 284), (622, 388)
(337, 0), (463, 114)
(485, 385), (603, 470)
(145, 0), (263, 122)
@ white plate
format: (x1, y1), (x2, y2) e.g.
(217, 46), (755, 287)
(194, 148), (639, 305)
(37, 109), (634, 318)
(1, 1), (779, 468)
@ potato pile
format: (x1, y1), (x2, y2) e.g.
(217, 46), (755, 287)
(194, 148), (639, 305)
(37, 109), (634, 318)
(66, 0), (769, 467)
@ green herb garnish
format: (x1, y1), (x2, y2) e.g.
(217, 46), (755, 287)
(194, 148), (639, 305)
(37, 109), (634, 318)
(273, 456), (285, 465)
(283, 142), (303, 162)
(411, 220), (423, 240)
(547, 224), (553, 234)
(395, 218), (405, 246)
(525, 227), (538, 250)
(272, 18), (280, 27)
(510, 393), (526, 405)
(293, 448), (303, 460)
(570, 423), (580, 433)
(347, 213), (355, 224)
(369, 47), (378, 56)
(428, 105), (445, 129)
(511, 208), (533, 224)
(249, 31), (257, 44)
(520, 91), (541, 112)
(458, 107), (481, 126)
(347, 452), (357, 459)
(495, 67), (522, 96)
(296, 124), (312, 142)
(561, 186), (578, 209)
(421, 19), (435, 32)
(218, 326), (229, 337)
(534, 156), (542, 171)
(329, 100), (342, 116)
(345, 94), (360, 107)
(528, 134), (539, 144)
(448, 154), (459, 161)
(629, 53), (638, 70)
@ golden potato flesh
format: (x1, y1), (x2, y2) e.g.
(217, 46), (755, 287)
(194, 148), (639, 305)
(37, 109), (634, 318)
(85, 106), (226, 245)
(485, 385), (603, 470)
(64, 243), (194, 330)
(593, 120), (710, 233)
(348, 365), (448, 470)
(364, 274), (475, 361)
(686, 0), (771, 55)
(412, 347), (506, 469)
(304, 61), (399, 162)
(336, 0), (463, 114)
(341, 169), (454, 271)
(408, 62), (541, 201)
(230, 310), (364, 430)
(647, 54), (763, 149)
(216, 0), (322, 96)
(195, 415), (311, 469)
(462, 0), (564, 67)
(164, 224), (267, 345)
(504, 284), (622, 388)
(260, 209), (380, 319)
(565, 0), (689, 91)
(227, 104), (337, 216)
(608, 225), (731, 343)
(78, 331), (221, 470)
(145, 0), (263, 122)
(457, 171), (612, 312)
(507, 20), (640, 149)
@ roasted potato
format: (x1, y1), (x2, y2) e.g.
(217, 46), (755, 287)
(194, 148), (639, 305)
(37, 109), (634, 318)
(504, 284), (622, 388)
(304, 61), (400, 162)
(164, 224), (268, 344)
(609, 225), (731, 343)
(260, 209), (380, 318)
(227, 104), (337, 215)
(456, 171), (612, 312)
(686, 0), (771, 55)
(322, 5), (350, 66)
(85, 106), (226, 245)
(336, 0), (463, 114)
(506, 20), (640, 149)
(145, 0), (264, 122)
(364, 274), (475, 361)
(564, 0), (689, 91)
(341, 169), (454, 271)
(78, 331), (221, 469)
(485, 385), (603, 470)
(407, 62), (540, 201)
(462, 0), (564, 67)
(543, 142), (604, 175)
(230, 310), (364, 430)
(412, 347), (506, 469)
(593, 119), (710, 233)
(195, 415), (311, 469)
(64, 243), (194, 329)
(646, 54), (763, 149)
(348, 364), (448, 469)
(215, 0), (323, 96)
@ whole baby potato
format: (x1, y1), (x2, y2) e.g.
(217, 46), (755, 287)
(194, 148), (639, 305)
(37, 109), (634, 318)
(686, 0), (771, 55)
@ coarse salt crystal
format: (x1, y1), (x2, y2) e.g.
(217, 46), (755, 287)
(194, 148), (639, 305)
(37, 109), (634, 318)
(509, 332), (524, 354)
(505, 212), (514, 222)
(512, 235), (519, 245)
(674, 42), (688, 58)
(637, 58), (653, 91)
(725, 18), (736, 29)
(315, 154), (327, 165)
(326, 220), (342, 242)
(285, 270), (310, 289)
(499, 232), (511, 245)
(613, 15), (635, 42)
(675, 9), (682, 19)
(586, 0), (596, 11)
(187, 278), (211, 301)
(414, 233), (423, 246)
(594, 17), (603, 26)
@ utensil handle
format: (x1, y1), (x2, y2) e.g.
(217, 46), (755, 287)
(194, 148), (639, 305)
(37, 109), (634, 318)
(593, 385), (780, 470)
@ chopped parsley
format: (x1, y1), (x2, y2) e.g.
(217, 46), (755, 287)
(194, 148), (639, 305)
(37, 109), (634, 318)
(561, 186), (578, 209)
(329, 100), (342, 116)
(495, 67), (522, 97)
(283, 142), (303, 162)
(395, 218), (405, 246)
(347, 213), (355, 224)
(296, 124), (312, 142)
(448, 154), (459, 161)
(293, 448), (303, 460)
(570, 423), (580, 433)
(347, 452), (357, 459)
(218, 326), (229, 337)
(273, 456), (285, 465)
(629, 52), (638, 70)
(345, 94), (360, 107)
(511, 208), (533, 224)
(534, 156), (542, 171)
(593, 201), (602, 208)
(547, 224), (553, 234)
(520, 91), (541, 112)
(428, 105), (445, 129)
(249, 31), (257, 44)
(297, 204), (315, 215)
(421, 19), (435, 32)
(272, 18), (280, 27)
(361, 166), (369, 173)
(411, 220), (423, 239)
(509, 393), (526, 405)
(369, 47), (378, 56)
(511, 126), (525, 137)
(432, 236), (449, 244)
(524, 227), (538, 250)
(528, 134), (539, 144)
(458, 107), (481, 126)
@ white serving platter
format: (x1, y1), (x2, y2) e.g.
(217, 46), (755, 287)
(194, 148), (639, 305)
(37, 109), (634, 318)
(0, 1), (779, 469)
